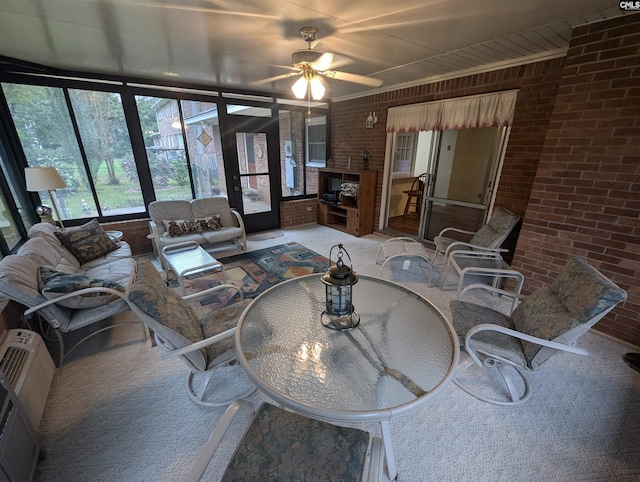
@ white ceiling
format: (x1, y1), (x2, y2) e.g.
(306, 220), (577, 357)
(0, 0), (629, 101)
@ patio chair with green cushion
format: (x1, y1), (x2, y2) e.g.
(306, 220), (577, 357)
(430, 205), (520, 285)
(450, 256), (627, 406)
(126, 258), (255, 407)
(187, 398), (385, 481)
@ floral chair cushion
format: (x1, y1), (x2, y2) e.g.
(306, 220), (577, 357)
(200, 296), (252, 367)
(128, 259), (207, 371)
(223, 403), (369, 482)
(38, 267), (124, 309)
(548, 256), (627, 323)
(450, 300), (527, 367)
(469, 206), (519, 248)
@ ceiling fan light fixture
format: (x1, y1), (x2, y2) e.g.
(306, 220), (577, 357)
(291, 76), (308, 99)
(310, 76), (325, 100)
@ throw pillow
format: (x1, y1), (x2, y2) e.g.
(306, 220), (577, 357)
(196, 216), (223, 232)
(38, 267), (125, 309)
(162, 219), (192, 237)
(54, 219), (118, 264)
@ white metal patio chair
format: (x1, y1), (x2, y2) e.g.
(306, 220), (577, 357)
(126, 258), (255, 407)
(430, 205), (520, 285)
(450, 256), (627, 406)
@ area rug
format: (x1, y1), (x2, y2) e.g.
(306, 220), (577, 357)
(181, 242), (329, 316)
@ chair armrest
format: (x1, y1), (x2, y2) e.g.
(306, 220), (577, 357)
(444, 241), (507, 259)
(161, 327), (237, 360)
(230, 209), (247, 250)
(230, 209), (244, 229)
(459, 283), (524, 314)
(182, 283), (244, 302)
(186, 398), (256, 482)
(23, 287), (126, 316)
(438, 227), (476, 238)
(464, 323), (588, 368)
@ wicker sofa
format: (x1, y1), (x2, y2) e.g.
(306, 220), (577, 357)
(148, 196), (246, 268)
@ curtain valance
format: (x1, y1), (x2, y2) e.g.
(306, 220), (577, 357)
(386, 90), (518, 133)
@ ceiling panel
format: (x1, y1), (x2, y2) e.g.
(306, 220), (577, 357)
(0, 0), (631, 100)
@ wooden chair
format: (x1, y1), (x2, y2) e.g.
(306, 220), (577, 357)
(402, 173), (428, 219)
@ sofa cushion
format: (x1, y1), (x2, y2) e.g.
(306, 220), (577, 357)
(149, 200), (193, 231)
(55, 219), (118, 264)
(191, 197), (236, 227)
(27, 223), (82, 269)
(38, 267), (125, 309)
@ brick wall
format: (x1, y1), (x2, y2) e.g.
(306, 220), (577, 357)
(331, 14), (640, 346)
(101, 219), (153, 256)
(280, 198), (318, 228)
(331, 60), (564, 227)
(511, 14), (640, 346)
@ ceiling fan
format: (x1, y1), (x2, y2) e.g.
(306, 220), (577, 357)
(253, 26), (383, 100)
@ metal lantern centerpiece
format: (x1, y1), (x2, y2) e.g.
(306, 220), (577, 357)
(321, 244), (360, 331)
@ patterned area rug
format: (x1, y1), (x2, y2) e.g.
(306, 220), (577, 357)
(181, 242), (329, 315)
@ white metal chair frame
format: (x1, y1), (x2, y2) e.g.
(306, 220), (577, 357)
(125, 260), (255, 407)
(453, 282), (623, 406)
(23, 269), (147, 366)
(375, 236), (433, 280)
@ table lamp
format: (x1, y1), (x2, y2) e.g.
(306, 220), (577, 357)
(25, 166), (67, 229)
(321, 243), (359, 331)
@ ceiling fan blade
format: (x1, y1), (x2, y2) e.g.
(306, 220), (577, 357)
(312, 52), (353, 71)
(265, 63), (300, 72)
(252, 72), (299, 86)
(324, 70), (383, 87)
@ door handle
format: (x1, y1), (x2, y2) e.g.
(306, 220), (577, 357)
(234, 186), (240, 192)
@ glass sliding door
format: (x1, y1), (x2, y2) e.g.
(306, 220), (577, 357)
(421, 126), (507, 241)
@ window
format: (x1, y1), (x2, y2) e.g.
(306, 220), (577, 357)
(135, 96), (192, 201)
(279, 111), (321, 198)
(393, 132), (416, 174)
(0, 67), (329, 255)
(2, 84), (146, 219)
(306, 115), (326, 167)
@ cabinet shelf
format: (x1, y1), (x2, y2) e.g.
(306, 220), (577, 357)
(317, 168), (377, 237)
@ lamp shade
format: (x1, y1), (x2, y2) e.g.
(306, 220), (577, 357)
(309, 77), (326, 100)
(25, 167), (66, 191)
(291, 76), (308, 99)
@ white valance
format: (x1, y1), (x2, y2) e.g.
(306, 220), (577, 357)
(386, 90), (518, 133)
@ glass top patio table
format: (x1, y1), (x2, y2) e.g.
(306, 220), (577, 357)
(236, 273), (459, 479)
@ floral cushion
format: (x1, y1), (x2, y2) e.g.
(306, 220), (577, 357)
(128, 259), (207, 370)
(163, 216), (223, 237)
(470, 206), (519, 248)
(54, 219), (118, 264)
(549, 256), (627, 323)
(513, 257), (627, 366)
(200, 297), (252, 366)
(38, 267), (124, 309)
(223, 403), (369, 481)
(450, 300), (527, 367)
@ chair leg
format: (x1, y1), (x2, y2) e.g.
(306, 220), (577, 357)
(186, 365), (257, 407)
(453, 355), (532, 406)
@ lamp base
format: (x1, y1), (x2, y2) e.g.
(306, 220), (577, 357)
(38, 213), (55, 226)
(321, 309), (360, 331)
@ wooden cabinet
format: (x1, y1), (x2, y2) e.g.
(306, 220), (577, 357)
(317, 168), (377, 237)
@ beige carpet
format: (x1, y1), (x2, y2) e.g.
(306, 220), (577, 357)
(33, 224), (640, 481)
